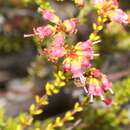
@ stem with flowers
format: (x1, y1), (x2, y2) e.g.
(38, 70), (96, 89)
(19, 0), (130, 129)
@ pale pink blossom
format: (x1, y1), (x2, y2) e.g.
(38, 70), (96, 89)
(83, 68), (113, 103)
(88, 85), (103, 96)
(50, 46), (65, 58)
(42, 10), (54, 21)
(81, 58), (91, 68)
(80, 40), (92, 50)
(35, 25), (54, 39)
(41, 10), (60, 24)
(71, 65), (83, 78)
(41, 33), (65, 61)
(91, 69), (102, 78)
(53, 33), (64, 46)
(63, 60), (71, 72)
(86, 78), (104, 103)
(101, 75), (114, 94)
(109, 9), (128, 24)
(43, 44), (65, 62)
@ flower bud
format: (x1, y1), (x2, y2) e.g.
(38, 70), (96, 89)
(41, 9), (61, 24)
(34, 25), (54, 39)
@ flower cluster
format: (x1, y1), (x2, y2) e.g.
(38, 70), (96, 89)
(25, 9), (79, 62)
(63, 40), (93, 78)
(85, 68), (114, 103)
(38, 9), (79, 35)
(92, 0), (129, 24)
(24, 0), (129, 104)
(74, 68), (113, 104)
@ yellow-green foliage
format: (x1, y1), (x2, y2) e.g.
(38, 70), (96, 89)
(45, 71), (66, 95)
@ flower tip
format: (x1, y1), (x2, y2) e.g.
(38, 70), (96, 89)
(103, 97), (113, 106)
(24, 34), (34, 38)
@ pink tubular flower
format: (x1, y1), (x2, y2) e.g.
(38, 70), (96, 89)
(63, 18), (78, 34)
(88, 78), (104, 96)
(42, 33), (65, 62)
(41, 9), (60, 24)
(79, 40), (94, 60)
(101, 75), (114, 94)
(63, 59), (71, 72)
(34, 25), (54, 39)
(49, 46), (65, 58)
(53, 33), (65, 46)
(91, 69), (102, 78)
(71, 63), (83, 78)
(81, 58), (91, 68)
(43, 45), (65, 62)
(83, 68), (113, 103)
(86, 78), (104, 103)
(108, 9), (128, 24)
